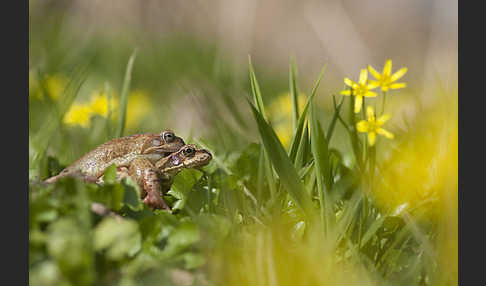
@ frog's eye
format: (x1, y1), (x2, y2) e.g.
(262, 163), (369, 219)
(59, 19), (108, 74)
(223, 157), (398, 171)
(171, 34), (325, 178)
(162, 131), (175, 143)
(182, 146), (195, 157)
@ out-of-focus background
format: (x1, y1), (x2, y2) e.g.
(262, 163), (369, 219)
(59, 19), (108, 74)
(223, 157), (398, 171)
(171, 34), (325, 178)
(29, 0), (457, 154)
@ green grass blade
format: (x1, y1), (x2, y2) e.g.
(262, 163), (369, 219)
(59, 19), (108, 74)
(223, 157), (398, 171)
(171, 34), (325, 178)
(360, 215), (386, 248)
(294, 123), (309, 168)
(335, 193), (363, 240)
(104, 82), (113, 140)
(248, 55), (267, 120)
(116, 49), (138, 137)
(326, 95), (345, 144)
(257, 146), (266, 202)
(289, 56), (299, 131)
(31, 65), (89, 176)
(288, 65), (326, 163)
(347, 91), (363, 170)
(309, 100), (333, 232)
(263, 148), (278, 202)
(247, 99), (313, 216)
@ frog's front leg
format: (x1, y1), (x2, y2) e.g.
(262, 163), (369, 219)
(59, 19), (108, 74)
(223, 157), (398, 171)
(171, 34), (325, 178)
(128, 157), (170, 210)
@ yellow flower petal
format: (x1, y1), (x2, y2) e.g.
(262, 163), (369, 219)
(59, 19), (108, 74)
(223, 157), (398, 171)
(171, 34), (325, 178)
(367, 81), (379, 89)
(63, 105), (92, 127)
(126, 90), (152, 129)
(90, 94), (109, 116)
(368, 132), (376, 146)
(389, 82), (407, 89)
(377, 128), (394, 139)
(359, 69), (368, 85)
(340, 90), (352, 96)
(390, 67), (408, 82)
(356, 120), (369, 132)
(383, 59), (392, 76)
(354, 95), (363, 113)
(366, 106), (375, 122)
(368, 65), (381, 80)
(344, 78), (355, 87)
(377, 114), (391, 125)
(364, 91), (378, 97)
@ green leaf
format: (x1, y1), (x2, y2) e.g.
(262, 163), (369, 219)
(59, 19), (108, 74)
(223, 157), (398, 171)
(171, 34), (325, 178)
(104, 82), (113, 139)
(29, 261), (71, 286)
(294, 123), (310, 168)
(248, 56), (267, 120)
(160, 222), (200, 259)
(169, 169), (204, 210)
(347, 91), (363, 170)
(326, 95), (345, 144)
(262, 147), (277, 202)
(138, 212), (177, 248)
(361, 212), (386, 247)
(247, 100), (313, 216)
(104, 164), (117, 185)
(182, 252), (206, 269)
(116, 49), (138, 137)
(46, 217), (95, 285)
(289, 56), (299, 130)
(288, 65), (326, 163)
(110, 185), (125, 211)
(310, 103), (331, 191)
(47, 218), (90, 264)
(94, 217), (141, 260)
(309, 100), (334, 232)
(122, 177), (143, 211)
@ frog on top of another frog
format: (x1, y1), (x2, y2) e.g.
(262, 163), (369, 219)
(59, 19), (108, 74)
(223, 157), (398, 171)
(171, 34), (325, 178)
(45, 130), (186, 184)
(100, 144), (213, 210)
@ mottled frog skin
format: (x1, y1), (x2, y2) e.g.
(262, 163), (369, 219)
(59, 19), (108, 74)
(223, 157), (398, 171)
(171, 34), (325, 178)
(101, 144), (212, 210)
(45, 130), (185, 184)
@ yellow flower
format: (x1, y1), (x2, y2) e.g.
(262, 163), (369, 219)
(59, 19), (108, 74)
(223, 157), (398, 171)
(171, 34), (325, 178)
(373, 98), (457, 221)
(63, 90), (118, 128)
(125, 90), (152, 130)
(29, 73), (68, 100)
(62, 88), (153, 129)
(356, 106), (393, 146)
(89, 91), (118, 117)
(368, 59), (407, 92)
(340, 69), (378, 113)
(63, 104), (93, 127)
(274, 124), (293, 147)
(45, 74), (68, 100)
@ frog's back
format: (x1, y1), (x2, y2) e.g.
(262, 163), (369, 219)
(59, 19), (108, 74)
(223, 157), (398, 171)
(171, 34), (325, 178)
(65, 133), (159, 177)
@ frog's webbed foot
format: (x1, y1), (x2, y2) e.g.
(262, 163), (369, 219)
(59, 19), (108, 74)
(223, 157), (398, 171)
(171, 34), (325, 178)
(143, 193), (170, 211)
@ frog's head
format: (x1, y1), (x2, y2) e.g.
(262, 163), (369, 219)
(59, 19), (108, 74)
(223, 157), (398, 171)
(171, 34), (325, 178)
(155, 144), (212, 175)
(142, 130), (186, 155)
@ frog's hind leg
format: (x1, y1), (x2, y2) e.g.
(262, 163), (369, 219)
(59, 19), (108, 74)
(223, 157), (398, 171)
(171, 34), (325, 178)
(45, 169), (98, 184)
(128, 158), (170, 210)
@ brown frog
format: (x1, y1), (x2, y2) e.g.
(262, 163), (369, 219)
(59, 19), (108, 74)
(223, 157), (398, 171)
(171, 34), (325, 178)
(45, 130), (186, 184)
(101, 144), (212, 210)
